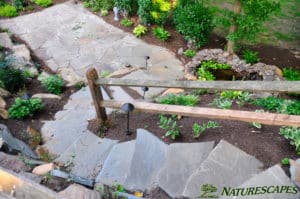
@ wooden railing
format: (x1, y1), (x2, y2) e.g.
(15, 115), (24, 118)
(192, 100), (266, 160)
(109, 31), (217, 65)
(86, 68), (300, 127)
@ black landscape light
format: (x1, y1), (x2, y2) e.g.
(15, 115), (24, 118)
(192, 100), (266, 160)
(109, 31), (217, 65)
(121, 103), (135, 135)
(141, 86), (149, 99)
(145, 56), (150, 70)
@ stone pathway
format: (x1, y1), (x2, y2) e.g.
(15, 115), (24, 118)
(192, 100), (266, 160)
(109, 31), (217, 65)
(0, 2), (299, 199)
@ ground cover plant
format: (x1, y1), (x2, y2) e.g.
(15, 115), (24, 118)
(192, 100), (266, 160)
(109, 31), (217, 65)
(152, 26), (170, 41)
(33, 0), (52, 7)
(183, 49), (196, 58)
(0, 4), (18, 17)
(192, 121), (220, 138)
(282, 68), (300, 81)
(133, 24), (147, 37)
(242, 49), (260, 64)
(120, 18), (133, 27)
(8, 97), (44, 119)
(197, 60), (231, 80)
(159, 114), (181, 140)
(0, 67), (25, 92)
(156, 93), (199, 106)
(41, 75), (64, 95)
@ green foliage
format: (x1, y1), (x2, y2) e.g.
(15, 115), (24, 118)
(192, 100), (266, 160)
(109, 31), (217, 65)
(281, 158), (289, 165)
(219, 0), (280, 52)
(13, 0), (27, 11)
(133, 24), (147, 37)
(22, 70), (35, 78)
(74, 81), (86, 90)
(191, 89), (208, 96)
(100, 9), (108, 16)
(100, 70), (110, 78)
(34, 0), (52, 7)
(159, 114), (181, 140)
(41, 75), (64, 95)
(242, 49), (260, 64)
(211, 98), (232, 109)
(192, 121), (220, 138)
(0, 4), (18, 17)
(279, 126), (300, 154)
(254, 97), (300, 115)
(251, 109), (264, 129)
(84, 0), (114, 12)
(8, 98), (44, 119)
(152, 27), (170, 41)
(156, 93), (199, 106)
(220, 90), (252, 106)
(283, 68), (300, 81)
(115, 0), (138, 16)
(0, 67), (25, 92)
(183, 49), (196, 58)
(137, 0), (153, 24)
(197, 60), (231, 81)
(173, 2), (214, 48)
(120, 18), (133, 27)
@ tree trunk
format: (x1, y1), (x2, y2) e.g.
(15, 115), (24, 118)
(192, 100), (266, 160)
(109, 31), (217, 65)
(227, 0), (242, 56)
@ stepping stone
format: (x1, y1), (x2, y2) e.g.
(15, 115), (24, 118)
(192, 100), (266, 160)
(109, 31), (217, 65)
(158, 142), (215, 198)
(124, 129), (167, 191)
(55, 132), (118, 179)
(220, 165), (300, 199)
(183, 140), (263, 198)
(96, 140), (136, 186)
(0, 32), (13, 49)
(59, 184), (102, 199)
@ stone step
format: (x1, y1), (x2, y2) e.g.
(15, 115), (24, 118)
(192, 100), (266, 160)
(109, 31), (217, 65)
(59, 184), (102, 199)
(55, 132), (118, 179)
(124, 129), (167, 191)
(220, 165), (300, 199)
(183, 140), (263, 199)
(158, 142), (215, 198)
(96, 140), (136, 186)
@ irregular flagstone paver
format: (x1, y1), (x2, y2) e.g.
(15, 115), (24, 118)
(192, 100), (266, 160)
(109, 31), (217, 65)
(0, 2), (184, 85)
(158, 142), (215, 198)
(124, 129), (167, 191)
(220, 165), (300, 199)
(96, 140), (136, 186)
(183, 140), (263, 199)
(55, 132), (118, 179)
(59, 184), (102, 199)
(0, 32), (13, 49)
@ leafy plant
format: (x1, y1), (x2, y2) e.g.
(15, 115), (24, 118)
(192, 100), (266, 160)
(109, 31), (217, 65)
(192, 121), (220, 138)
(183, 49), (196, 58)
(251, 109), (264, 129)
(8, 98), (44, 119)
(197, 60), (231, 81)
(0, 4), (18, 17)
(74, 81), (86, 90)
(254, 97), (300, 115)
(159, 114), (181, 140)
(120, 18), (133, 27)
(34, 0), (52, 7)
(211, 98), (232, 109)
(191, 89), (208, 96)
(133, 24), (147, 38)
(220, 90), (252, 106)
(156, 93), (199, 106)
(115, 0), (138, 16)
(281, 158), (289, 165)
(13, 0), (28, 11)
(152, 27), (170, 41)
(100, 70), (110, 78)
(279, 126), (300, 154)
(100, 9), (108, 16)
(84, 0), (114, 12)
(173, 1), (214, 48)
(242, 50), (260, 64)
(283, 68), (300, 81)
(137, 0), (153, 24)
(0, 67), (25, 92)
(41, 75), (64, 95)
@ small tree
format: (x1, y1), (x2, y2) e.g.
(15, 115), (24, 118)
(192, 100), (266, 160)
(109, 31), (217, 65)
(220, 0), (280, 55)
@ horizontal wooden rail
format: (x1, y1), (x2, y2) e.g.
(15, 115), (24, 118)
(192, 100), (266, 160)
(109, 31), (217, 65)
(97, 78), (300, 93)
(100, 100), (300, 127)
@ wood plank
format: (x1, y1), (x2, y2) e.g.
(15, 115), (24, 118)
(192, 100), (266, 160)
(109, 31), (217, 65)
(97, 78), (300, 93)
(100, 100), (300, 127)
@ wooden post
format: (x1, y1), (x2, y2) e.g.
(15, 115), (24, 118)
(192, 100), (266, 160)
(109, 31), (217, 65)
(86, 68), (107, 123)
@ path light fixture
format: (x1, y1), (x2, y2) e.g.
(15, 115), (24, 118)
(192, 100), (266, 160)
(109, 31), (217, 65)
(121, 103), (135, 135)
(141, 86), (149, 99)
(145, 56), (150, 70)
(113, 7), (120, 21)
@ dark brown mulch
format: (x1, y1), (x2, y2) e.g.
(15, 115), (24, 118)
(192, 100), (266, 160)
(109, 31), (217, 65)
(1, 78), (77, 143)
(89, 93), (299, 171)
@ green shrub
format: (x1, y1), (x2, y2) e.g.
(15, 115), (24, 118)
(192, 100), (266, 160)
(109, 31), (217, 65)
(197, 60), (231, 81)
(100, 9), (108, 16)
(13, 0), (28, 11)
(220, 90), (252, 106)
(281, 158), (289, 165)
(211, 98), (232, 109)
(156, 93), (199, 106)
(0, 67), (25, 92)
(133, 24), (147, 38)
(115, 0), (138, 16)
(0, 4), (18, 17)
(8, 98), (44, 119)
(242, 50), (260, 64)
(152, 27), (170, 41)
(84, 0), (114, 11)
(173, 2), (214, 48)
(120, 18), (133, 27)
(283, 68), (300, 81)
(280, 127), (300, 154)
(254, 97), (300, 115)
(183, 49), (196, 58)
(42, 75), (64, 95)
(159, 114), (181, 140)
(137, 0), (152, 24)
(193, 121), (220, 138)
(34, 0), (52, 7)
